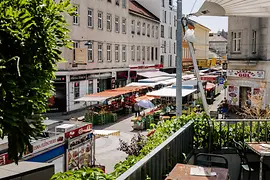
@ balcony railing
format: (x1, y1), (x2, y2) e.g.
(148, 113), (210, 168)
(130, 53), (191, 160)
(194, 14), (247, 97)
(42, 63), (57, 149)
(116, 120), (194, 180)
(214, 119), (270, 149)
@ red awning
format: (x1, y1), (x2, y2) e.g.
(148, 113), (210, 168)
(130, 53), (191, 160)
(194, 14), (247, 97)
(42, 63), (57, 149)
(206, 82), (216, 91)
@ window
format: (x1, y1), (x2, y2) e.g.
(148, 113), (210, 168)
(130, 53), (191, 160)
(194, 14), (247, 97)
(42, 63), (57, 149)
(131, 20), (135, 34)
(98, 11), (103, 29)
(174, 15), (176, 27)
(142, 23), (146, 35)
(156, 26), (158, 39)
(147, 47), (150, 60)
(163, 10), (166, 23)
(74, 82), (80, 100)
(115, 16), (119, 33)
(122, 0), (126, 8)
(151, 47), (154, 60)
(73, 5), (79, 25)
(87, 42), (93, 62)
(174, 42), (176, 54)
(73, 41), (79, 63)
(147, 24), (150, 37)
(168, 55), (172, 67)
(169, 12), (172, 24)
(108, 0), (111, 2)
(107, 44), (111, 61)
(161, 25), (164, 38)
(115, 44), (119, 62)
(169, 26), (172, 39)
(98, 43), (103, 61)
(137, 21), (141, 35)
(169, 0), (172, 6)
(163, 41), (166, 53)
(88, 8), (93, 27)
(122, 18), (126, 34)
(252, 30), (257, 53)
(155, 47), (158, 60)
(116, 0), (120, 6)
(232, 32), (241, 52)
(151, 25), (155, 37)
(131, 45), (135, 61)
(137, 46), (141, 61)
(122, 45), (126, 62)
(142, 46), (145, 60)
(88, 80), (93, 94)
(107, 14), (112, 31)
(160, 55), (164, 65)
(169, 41), (171, 53)
(162, 0), (165, 7)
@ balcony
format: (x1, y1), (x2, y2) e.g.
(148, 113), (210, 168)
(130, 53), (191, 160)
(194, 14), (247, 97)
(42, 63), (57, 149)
(115, 116), (270, 180)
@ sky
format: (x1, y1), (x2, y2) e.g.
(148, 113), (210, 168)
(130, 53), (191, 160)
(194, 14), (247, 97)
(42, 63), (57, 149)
(180, 0), (228, 32)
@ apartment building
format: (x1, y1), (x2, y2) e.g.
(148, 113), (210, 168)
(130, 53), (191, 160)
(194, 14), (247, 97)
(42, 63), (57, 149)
(128, 0), (160, 80)
(136, 0), (177, 73)
(209, 32), (227, 57)
(227, 17), (270, 108)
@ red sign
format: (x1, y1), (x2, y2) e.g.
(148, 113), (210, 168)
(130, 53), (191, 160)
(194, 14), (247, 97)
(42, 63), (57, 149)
(0, 153), (13, 166)
(227, 70), (265, 79)
(201, 76), (217, 82)
(65, 124), (92, 139)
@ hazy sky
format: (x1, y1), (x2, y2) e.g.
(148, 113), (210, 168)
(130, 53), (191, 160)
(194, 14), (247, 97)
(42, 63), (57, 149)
(181, 0), (228, 32)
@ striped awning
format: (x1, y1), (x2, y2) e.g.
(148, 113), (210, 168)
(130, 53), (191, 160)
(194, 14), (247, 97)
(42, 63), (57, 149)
(194, 0), (270, 17)
(94, 130), (120, 137)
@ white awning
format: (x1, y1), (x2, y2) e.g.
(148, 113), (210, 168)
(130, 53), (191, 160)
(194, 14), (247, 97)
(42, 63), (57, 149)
(194, 0), (270, 17)
(94, 130), (120, 137)
(74, 96), (109, 102)
(137, 71), (170, 78)
(126, 82), (160, 88)
(139, 76), (174, 83)
(146, 87), (197, 98)
(158, 78), (176, 85)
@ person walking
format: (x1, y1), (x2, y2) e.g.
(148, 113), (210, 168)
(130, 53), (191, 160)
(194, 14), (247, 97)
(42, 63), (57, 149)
(134, 103), (140, 117)
(221, 97), (229, 119)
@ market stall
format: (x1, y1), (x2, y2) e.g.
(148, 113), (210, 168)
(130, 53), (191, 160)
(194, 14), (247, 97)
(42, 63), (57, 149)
(201, 75), (223, 96)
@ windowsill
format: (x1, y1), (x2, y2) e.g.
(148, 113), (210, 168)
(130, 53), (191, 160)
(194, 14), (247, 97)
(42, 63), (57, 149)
(88, 26), (94, 29)
(88, 61), (94, 63)
(107, 29), (112, 32)
(98, 60), (103, 63)
(73, 23), (79, 26)
(107, 60), (112, 62)
(231, 52), (241, 54)
(98, 28), (103, 30)
(122, 32), (126, 34)
(115, 60), (120, 62)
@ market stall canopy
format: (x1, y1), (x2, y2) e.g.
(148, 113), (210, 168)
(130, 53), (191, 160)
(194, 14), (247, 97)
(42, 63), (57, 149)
(135, 95), (159, 101)
(126, 82), (160, 88)
(193, 0), (270, 17)
(94, 130), (120, 137)
(158, 78), (176, 86)
(147, 87), (197, 98)
(137, 70), (170, 78)
(139, 76), (174, 83)
(74, 96), (109, 102)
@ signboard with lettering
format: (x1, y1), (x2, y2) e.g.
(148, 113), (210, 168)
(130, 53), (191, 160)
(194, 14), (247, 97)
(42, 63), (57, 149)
(70, 75), (87, 82)
(54, 76), (66, 83)
(0, 153), (13, 166)
(227, 70), (265, 79)
(65, 124), (93, 139)
(24, 134), (65, 157)
(75, 48), (87, 64)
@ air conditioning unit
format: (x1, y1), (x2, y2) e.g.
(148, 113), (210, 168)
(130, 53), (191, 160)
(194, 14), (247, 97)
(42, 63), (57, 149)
(55, 124), (76, 133)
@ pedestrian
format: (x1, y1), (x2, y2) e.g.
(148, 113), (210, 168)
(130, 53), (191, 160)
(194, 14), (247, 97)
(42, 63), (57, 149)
(222, 97), (229, 119)
(134, 103), (140, 117)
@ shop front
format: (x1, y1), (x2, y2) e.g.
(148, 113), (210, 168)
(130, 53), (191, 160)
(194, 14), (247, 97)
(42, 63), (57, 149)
(88, 73), (112, 92)
(48, 76), (67, 113)
(115, 71), (128, 88)
(227, 70), (266, 108)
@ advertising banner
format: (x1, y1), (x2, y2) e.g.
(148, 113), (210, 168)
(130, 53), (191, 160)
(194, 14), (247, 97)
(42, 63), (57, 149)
(227, 70), (265, 79)
(64, 124), (92, 139)
(227, 85), (239, 106)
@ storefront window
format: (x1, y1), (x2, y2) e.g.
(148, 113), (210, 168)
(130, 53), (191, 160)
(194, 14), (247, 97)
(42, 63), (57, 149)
(98, 79), (107, 92)
(74, 82), (80, 102)
(88, 80), (93, 94)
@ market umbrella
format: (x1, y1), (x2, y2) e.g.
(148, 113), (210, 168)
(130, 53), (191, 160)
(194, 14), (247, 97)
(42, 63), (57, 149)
(137, 100), (154, 109)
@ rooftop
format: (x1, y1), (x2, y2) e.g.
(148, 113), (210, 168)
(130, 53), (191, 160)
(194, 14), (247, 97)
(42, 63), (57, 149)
(209, 34), (227, 42)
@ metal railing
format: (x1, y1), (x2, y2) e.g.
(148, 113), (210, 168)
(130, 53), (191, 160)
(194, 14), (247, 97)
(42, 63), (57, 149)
(117, 121), (194, 180)
(214, 119), (270, 148)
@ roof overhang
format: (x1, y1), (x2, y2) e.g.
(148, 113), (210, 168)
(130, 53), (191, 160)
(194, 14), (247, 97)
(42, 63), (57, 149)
(194, 0), (270, 17)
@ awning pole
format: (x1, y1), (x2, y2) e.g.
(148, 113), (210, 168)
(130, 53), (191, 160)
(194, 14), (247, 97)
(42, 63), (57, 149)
(176, 0), (183, 117)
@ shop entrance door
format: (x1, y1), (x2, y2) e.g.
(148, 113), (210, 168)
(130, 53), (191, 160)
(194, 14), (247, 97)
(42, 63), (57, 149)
(239, 87), (251, 108)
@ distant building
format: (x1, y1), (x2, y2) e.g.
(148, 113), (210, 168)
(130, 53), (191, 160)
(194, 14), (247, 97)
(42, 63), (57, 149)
(209, 32), (227, 57)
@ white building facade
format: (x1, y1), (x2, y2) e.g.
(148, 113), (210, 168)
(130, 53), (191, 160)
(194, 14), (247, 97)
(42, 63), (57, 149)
(136, 0), (177, 73)
(50, 0), (162, 113)
(227, 16), (270, 108)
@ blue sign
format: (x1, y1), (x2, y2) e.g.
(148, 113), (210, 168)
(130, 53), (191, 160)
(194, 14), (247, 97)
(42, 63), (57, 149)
(219, 77), (225, 84)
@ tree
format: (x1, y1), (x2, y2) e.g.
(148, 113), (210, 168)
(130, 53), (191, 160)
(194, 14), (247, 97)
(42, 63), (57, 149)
(0, 0), (73, 163)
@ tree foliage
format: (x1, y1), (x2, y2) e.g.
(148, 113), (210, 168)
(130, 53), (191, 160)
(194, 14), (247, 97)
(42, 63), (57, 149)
(0, 0), (73, 162)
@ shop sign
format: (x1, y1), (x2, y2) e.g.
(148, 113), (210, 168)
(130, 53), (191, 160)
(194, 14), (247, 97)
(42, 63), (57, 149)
(54, 76), (66, 83)
(65, 124), (93, 139)
(75, 48), (87, 64)
(129, 64), (163, 70)
(227, 85), (239, 106)
(111, 77), (115, 89)
(0, 153), (13, 166)
(24, 134), (65, 156)
(70, 75), (87, 82)
(68, 133), (92, 149)
(201, 76), (217, 82)
(227, 70), (265, 79)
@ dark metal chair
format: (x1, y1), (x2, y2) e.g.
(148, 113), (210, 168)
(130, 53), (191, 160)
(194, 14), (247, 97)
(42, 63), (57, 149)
(195, 153), (229, 169)
(233, 139), (270, 180)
